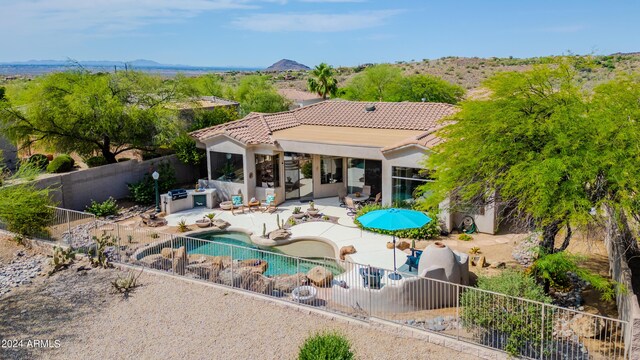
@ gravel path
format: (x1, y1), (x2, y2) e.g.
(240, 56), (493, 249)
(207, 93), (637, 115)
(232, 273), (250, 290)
(1, 262), (475, 360)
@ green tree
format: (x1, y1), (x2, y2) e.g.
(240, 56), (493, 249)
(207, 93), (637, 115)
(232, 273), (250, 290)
(230, 75), (290, 116)
(340, 64), (402, 101)
(186, 74), (225, 97)
(398, 74), (465, 104)
(307, 63), (338, 100)
(0, 70), (189, 164)
(419, 59), (640, 255)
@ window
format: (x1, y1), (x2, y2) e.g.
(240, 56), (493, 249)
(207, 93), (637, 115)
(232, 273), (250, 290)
(347, 158), (382, 195)
(210, 151), (244, 183)
(255, 154), (280, 188)
(320, 156), (343, 184)
(391, 166), (433, 203)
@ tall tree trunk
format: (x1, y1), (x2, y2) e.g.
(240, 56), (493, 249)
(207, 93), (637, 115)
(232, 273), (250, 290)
(539, 220), (562, 254)
(100, 135), (117, 164)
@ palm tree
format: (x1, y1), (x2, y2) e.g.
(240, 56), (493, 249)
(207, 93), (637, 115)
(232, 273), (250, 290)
(307, 63), (338, 100)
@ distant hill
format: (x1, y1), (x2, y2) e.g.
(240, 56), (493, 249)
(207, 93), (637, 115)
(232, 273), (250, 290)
(265, 59), (310, 72)
(0, 59), (185, 68)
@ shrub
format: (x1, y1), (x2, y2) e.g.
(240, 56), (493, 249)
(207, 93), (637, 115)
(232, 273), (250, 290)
(354, 204), (440, 240)
(46, 154), (75, 173)
(460, 270), (551, 356)
(111, 269), (143, 299)
(458, 233), (473, 241)
(530, 251), (618, 301)
(27, 154), (49, 170)
(177, 219), (189, 232)
(85, 156), (108, 168)
(0, 181), (54, 242)
(127, 162), (176, 204)
(86, 197), (120, 217)
(298, 332), (354, 360)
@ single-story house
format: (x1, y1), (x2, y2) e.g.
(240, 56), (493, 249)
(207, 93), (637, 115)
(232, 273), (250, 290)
(277, 88), (324, 109)
(190, 100), (497, 233)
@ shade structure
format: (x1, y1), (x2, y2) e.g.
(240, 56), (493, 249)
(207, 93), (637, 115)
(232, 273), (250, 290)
(357, 208), (432, 231)
(357, 208), (432, 280)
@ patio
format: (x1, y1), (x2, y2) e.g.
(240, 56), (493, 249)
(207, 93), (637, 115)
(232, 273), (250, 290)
(164, 196), (411, 271)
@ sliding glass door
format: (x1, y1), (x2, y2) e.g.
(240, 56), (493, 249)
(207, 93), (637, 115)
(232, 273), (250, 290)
(284, 152), (313, 201)
(347, 158), (382, 196)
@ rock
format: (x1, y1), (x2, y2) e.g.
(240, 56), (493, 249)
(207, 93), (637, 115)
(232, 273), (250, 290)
(216, 268), (242, 287)
(240, 271), (274, 294)
(339, 245), (357, 260)
(172, 246), (187, 275)
(211, 219), (230, 230)
(273, 273), (307, 292)
(269, 229), (290, 241)
(160, 247), (174, 259)
(386, 242), (394, 249)
(238, 259), (269, 274)
(490, 261), (506, 269)
(570, 315), (604, 338)
(475, 255), (487, 268)
(209, 256), (232, 270)
(307, 266), (333, 287)
(396, 241), (411, 251)
(137, 254), (172, 271)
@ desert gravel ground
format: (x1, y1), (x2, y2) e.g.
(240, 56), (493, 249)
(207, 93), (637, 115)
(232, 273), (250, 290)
(0, 255), (476, 360)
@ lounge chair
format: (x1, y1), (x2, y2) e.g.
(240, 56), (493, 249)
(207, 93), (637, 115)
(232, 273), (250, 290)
(261, 189), (277, 213)
(230, 193), (246, 215)
(338, 188), (347, 207)
(362, 185), (372, 199)
(359, 267), (384, 289)
(367, 192), (381, 205)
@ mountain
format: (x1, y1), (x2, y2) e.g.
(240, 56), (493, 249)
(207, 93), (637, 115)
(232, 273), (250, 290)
(265, 59), (310, 72)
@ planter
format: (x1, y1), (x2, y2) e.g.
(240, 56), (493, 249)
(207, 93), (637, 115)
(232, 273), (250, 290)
(306, 209), (319, 217)
(292, 213), (305, 219)
(195, 218), (211, 228)
(292, 285), (317, 303)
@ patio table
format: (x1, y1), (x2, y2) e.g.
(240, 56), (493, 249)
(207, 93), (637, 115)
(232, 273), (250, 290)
(347, 194), (369, 203)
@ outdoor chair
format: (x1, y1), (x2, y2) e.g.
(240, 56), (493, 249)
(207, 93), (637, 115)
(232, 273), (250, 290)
(362, 185), (372, 198)
(338, 188), (347, 207)
(359, 267), (384, 289)
(405, 249), (423, 272)
(345, 197), (360, 217)
(230, 193), (247, 215)
(261, 189), (278, 213)
(367, 192), (381, 205)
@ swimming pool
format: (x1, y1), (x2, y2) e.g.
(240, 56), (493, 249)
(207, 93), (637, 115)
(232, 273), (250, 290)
(184, 231), (343, 277)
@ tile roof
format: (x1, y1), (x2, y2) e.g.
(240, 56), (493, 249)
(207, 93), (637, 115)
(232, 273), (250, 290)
(190, 100), (457, 149)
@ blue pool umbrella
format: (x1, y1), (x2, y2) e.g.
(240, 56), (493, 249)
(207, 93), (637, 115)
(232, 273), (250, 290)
(358, 208), (432, 280)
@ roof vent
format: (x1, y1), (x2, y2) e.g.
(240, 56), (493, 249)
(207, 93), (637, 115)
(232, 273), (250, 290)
(365, 104), (376, 112)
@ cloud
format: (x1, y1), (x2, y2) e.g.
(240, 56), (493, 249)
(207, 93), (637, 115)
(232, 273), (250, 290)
(538, 25), (586, 33)
(231, 9), (402, 32)
(0, 0), (257, 36)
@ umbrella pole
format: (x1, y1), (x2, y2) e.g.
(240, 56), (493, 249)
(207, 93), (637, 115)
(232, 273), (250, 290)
(389, 235), (402, 280)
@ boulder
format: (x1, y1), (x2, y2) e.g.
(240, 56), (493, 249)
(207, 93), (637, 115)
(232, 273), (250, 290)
(273, 273), (308, 292)
(307, 266), (333, 287)
(570, 315), (604, 338)
(211, 219), (231, 230)
(210, 256), (232, 270)
(138, 254), (172, 271)
(475, 255), (487, 268)
(172, 246), (188, 275)
(340, 245), (357, 260)
(240, 271), (274, 294)
(396, 241), (411, 251)
(160, 247), (173, 259)
(216, 268), (242, 287)
(490, 261), (506, 269)
(386, 242), (394, 249)
(269, 229), (290, 241)
(238, 259), (269, 274)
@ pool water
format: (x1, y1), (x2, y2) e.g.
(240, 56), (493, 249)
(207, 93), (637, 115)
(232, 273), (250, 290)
(184, 232), (343, 277)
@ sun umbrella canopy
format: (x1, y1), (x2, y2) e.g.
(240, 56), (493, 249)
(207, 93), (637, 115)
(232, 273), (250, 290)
(357, 208), (432, 231)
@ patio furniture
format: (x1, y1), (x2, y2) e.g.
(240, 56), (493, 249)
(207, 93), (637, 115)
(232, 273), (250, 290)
(195, 217), (212, 228)
(359, 267), (384, 289)
(338, 188), (347, 207)
(347, 194), (369, 203)
(292, 285), (317, 303)
(345, 197), (360, 216)
(261, 189), (278, 213)
(247, 197), (261, 212)
(362, 185), (372, 198)
(367, 192), (381, 205)
(405, 249), (423, 272)
(230, 194), (247, 215)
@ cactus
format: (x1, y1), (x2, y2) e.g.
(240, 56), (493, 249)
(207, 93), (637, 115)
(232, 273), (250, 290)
(411, 239), (416, 250)
(281, 219), (285, 229)
(89, 233), (116, 269)
(262, 223), (267, 237)
(276, 214), (281, 229)
(49, 246), (76, 275)
(309, 201), (315, 210)
(177, 219), (189, 233)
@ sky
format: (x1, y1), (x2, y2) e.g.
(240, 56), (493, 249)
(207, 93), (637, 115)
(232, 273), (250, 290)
(0, 0), (639, 67)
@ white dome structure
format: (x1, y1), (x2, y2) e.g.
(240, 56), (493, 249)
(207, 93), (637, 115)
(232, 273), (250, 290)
(418, 242), (469, 285)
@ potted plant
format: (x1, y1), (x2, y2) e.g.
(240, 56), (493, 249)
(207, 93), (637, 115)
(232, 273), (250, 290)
(307, 201), (319, 217)
(292, 207), (305, 219)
